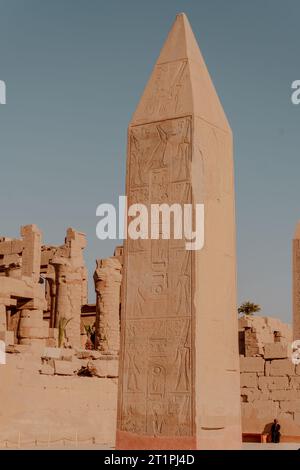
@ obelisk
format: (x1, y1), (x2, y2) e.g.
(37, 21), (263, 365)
(293, 222), (300, 340)
(116, 13), (241, 449)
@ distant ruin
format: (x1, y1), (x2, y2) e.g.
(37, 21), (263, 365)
(0, 224), (120, 449)
(1, 222), (300, 446)
(0, 224), (123, 354)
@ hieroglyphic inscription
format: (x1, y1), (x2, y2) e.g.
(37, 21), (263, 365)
(121, 117), (193, 436)
(133, 60), (190, 123)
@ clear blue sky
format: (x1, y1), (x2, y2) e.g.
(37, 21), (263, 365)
(0, 0), (299, 322)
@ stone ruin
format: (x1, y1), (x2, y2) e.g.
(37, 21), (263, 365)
(1, 222), (300, 445)
(1, 13), (300, 449)
(0, 224), (47, 349)
(238, 315), (300, 439)
(1, 221), (300, 445)
(0, 225), (121, 447)
(0, 223), (121, 368)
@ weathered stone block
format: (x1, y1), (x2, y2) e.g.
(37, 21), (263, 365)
(61, 349), (75, 362)
(252, 400), (279, 418)
(42, 347), (62, 359)
(49, 328), (58, 340)
(257, 376), (269, 390)
(54, 360), (75, 376)
(19, 317), (44, 328)
(19, 325), (48, 339)
(39, 364), (54, 375)
(258, 376), (289, 391)
(19, 338), (46, 355)
(289, 376), (300, 389)
(45, 338), (57, 347)
(0, 330), (14, 345)
(240, 356), (264, 373)
(280, 400), (300, 413)
(76, 349), (102, 360)
(277, 411), (296, 431)
(240, 372), (257, 388)
(270, 389), (299, 401)
(19, 309), (43, 323)
(94, 359), (118, 378)
(0, 241), (12, 255)
(241, 388), (269, 403)
(269, 376), (290, 390)
(241, 402), (255, 418)
(0, 304), (6, 331)
(265, 359), (295, 377)
(11, 344), (30, 354)
(2, 254), (20, 265)
(264, 343), (289, 360)
(11, 239), (24, 254)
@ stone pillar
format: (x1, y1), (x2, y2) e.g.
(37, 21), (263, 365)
(94, 257), (122, 354)
(18, 309), (48, 347)
(293, 221), (300, 340)
(0, 298), (17, 345)
(0, 304), (6, 332)
(51, 260), (78, 348)
(21, 224), (42, 282)
(45, 273), (56, 328)
(66, 228), (88, 306)
(116, 14), (241, 450)
(48, 229), (87, 349)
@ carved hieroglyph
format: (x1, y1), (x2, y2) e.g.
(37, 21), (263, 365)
(293, 222), (300, 340)
(117, 13), (241, 449)
(123, 117), (193, 438)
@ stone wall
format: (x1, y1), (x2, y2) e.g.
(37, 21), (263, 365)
(0, 345), (118, 448)
(239, 316), (300, 437)
(2, 313), (300, 447)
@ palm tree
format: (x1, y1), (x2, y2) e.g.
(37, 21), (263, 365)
(238, 301), (261, 316)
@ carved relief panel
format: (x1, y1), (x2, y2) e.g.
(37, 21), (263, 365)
(121, 116), (194, 437)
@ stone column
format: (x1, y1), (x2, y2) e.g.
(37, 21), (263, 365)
(18, 309), (47, 347)
(45, 274), (56, 329)
(0, 304), (6, 332)
(66, 228), (88, 307)
(51, 259), (79, 348)
(293, 221), (300, 340)
(94, 257), (122, 354)
(116, 13), (241, 450)
(49, 229), (87, 349)
(21, 224), (42, 282)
